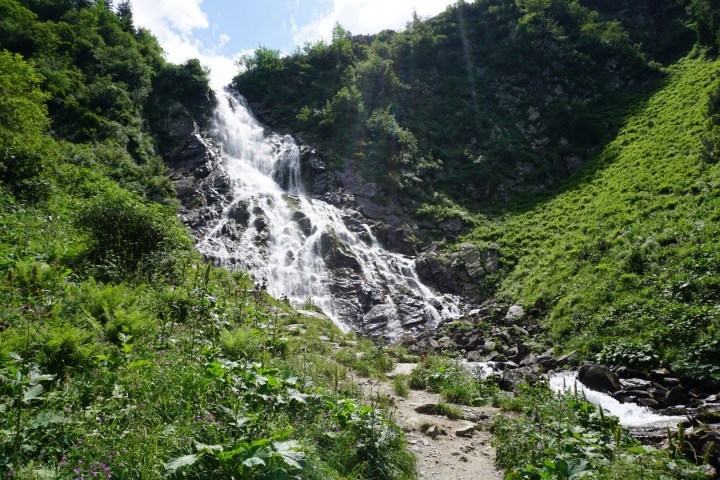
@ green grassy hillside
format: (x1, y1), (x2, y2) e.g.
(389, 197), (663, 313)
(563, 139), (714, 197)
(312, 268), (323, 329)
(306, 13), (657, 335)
(463, 57), (720, 380)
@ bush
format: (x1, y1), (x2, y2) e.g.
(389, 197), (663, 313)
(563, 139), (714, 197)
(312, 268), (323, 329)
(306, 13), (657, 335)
(38, 323), (96, 374)
(0, 49), (54, 197)
(77, 182), (191, 276)
(673, 335), (720, 382)
(220, 327), (263, 360)
(596, 340), (659, 370)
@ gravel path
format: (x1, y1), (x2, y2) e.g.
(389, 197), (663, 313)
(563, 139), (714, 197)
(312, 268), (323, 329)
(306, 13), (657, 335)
(359, 363), (504, 480)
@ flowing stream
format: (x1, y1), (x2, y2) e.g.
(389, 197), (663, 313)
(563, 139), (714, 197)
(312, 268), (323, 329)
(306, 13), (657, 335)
(196, 91), (463, 335)
(549, 371), (685, 428)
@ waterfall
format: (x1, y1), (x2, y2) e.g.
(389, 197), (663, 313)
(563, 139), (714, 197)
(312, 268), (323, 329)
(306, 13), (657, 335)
(196, 90), (463, 337)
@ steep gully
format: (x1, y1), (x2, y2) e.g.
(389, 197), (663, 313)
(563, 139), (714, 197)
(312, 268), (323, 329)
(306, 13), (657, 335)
(168, 89), (715, 443)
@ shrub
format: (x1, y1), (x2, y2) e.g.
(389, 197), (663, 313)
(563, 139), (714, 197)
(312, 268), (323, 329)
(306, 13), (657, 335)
(673, 335), (720, 382)
(77, 182), (191, 276)
(596, 340), (659, 370)
(38, 323), (96, 374)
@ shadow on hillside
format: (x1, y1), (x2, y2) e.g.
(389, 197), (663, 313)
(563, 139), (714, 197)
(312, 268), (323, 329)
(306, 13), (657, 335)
(467, 74), (670, 218)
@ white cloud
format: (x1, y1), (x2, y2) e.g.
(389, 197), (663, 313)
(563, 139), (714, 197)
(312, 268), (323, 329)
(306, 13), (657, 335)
(130, 0), (245, 89)
(131, 0), (208, 35)
(293, 0), (455, 45)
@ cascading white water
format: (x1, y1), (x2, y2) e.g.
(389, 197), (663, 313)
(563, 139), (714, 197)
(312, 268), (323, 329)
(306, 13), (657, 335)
(549, 371), (685, 428)
(197, 90), (463, 335)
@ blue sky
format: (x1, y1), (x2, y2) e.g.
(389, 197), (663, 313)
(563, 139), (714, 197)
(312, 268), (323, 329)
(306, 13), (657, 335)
(130, 0), (455, 88)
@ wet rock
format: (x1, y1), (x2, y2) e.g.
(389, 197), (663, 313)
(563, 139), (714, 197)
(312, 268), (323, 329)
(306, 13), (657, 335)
(637, 398), (660, 409)
(536, 349), (557, 369)
(578, 363), (621, 393)
(620, 378), (652, 389)
(228, 201), (250, 227)
(650, 368), (673, 382)
(253, 214), (268, 232)
(613, 389), (652, 402)
(665, 386), (689, 406)
(374, 224), (416, 256)
(614, 366), (647, 379)
(662, 377), (682, 388)
(341, 214), (372, 245)
(319, 230), (362, 273)
(414, 244), (494, 304)
(291, 211), (313, 236)
(299, 146), (338, 195)
(696, 408), (720, 424)
(363, 304), (394, 329)
(466, 350), (484, 362)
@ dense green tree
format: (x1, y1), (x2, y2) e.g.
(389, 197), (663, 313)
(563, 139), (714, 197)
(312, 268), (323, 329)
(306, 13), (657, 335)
(233, 0), (679, 201)
(689, 0), (720, 51)
(0, 49), (52, 194)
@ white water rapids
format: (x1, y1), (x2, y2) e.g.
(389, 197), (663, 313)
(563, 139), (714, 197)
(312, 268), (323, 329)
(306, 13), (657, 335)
(550, 371), (685, 428)
(196, 91), (463, 335)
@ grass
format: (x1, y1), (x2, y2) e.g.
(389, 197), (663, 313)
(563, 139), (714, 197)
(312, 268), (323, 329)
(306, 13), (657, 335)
(460, 56), (720, 379)
(0, 181), (414, 479)
(435, 401), (463, 420)
(393, 375), (410, 398)
(409, 355), (499, 406)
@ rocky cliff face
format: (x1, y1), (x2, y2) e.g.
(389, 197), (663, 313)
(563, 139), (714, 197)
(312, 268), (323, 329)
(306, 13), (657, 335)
(165, 122), (228, 243)
(162, 99), (487, 338)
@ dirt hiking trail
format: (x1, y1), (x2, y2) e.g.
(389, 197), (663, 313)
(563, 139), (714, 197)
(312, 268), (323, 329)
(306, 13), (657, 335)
(359, 363), (504, 480)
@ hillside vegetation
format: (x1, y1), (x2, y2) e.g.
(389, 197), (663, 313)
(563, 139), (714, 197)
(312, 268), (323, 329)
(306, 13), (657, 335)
(464, 57), (720, 381)
(235, 0), (720, 382)
(0, 1), (415, 478)
(2, 0), (720, 478)
(233, 0), (694, 201)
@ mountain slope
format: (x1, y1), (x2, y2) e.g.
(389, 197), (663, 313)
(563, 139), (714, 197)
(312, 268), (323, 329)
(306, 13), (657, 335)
(233, 0), (694, 203)
(464, 57), (720, 379)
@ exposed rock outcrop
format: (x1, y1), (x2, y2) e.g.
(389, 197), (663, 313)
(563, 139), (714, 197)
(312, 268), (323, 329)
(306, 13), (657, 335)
(166, 123), (229, 238)
(415, 243), (500, 304)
